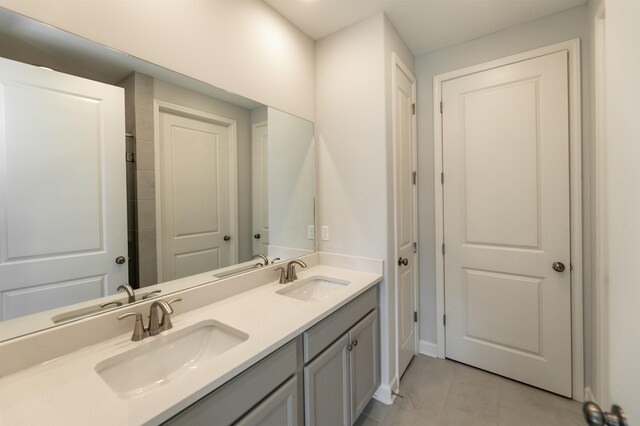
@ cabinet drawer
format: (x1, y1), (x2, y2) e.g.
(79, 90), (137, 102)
(235, 375), (298, 426)
(303, 286), (377, 363)
(164, 337), (300, 426)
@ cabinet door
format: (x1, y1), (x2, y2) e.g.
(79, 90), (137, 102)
(235, 376), (298, 426)
(304, 334), (350, 426)
(349, 310), (379, 422)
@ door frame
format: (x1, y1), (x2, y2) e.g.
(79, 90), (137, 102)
(251, 120), (268, 256)
(391, 52), (419, 378)
(591, 1), (607, 405)
(432, 39), (584, 400)
(153, 100), (238, 282)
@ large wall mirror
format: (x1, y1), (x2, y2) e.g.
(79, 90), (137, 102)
(0, 8), (315, 341)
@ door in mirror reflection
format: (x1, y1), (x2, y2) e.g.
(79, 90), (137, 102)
(0, 58), (128, 320)
(252, 121), (269, 256)
(158, 107), (236, 281)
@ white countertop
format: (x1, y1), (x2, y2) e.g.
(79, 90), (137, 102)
(0, 261), (382, 425)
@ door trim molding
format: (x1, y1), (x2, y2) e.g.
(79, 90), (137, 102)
(391, 52), (419, 379)
(432, 39), (583, 400)
(153, 100), (239, 282)
(251, 120), (268, 256)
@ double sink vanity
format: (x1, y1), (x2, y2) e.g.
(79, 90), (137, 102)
(0, 252), (383, 425)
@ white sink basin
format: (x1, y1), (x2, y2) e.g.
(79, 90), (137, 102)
(277, 276), (351, 302)
(96, 320), (248, 398)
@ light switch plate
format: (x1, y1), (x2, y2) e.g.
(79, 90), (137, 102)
(321, 226), (329, 241)
(307, 225), (315, 240)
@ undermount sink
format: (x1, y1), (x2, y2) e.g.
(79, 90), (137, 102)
(277, 276), (351, 302)
(96, 320), (248, 398)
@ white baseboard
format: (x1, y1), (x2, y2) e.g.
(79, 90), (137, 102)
(584, 387), (596, 403)
(373, 375), (399, 405)
(419, 340), (438, 358)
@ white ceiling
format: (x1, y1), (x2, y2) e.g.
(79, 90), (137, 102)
(264, 0), (587, 56)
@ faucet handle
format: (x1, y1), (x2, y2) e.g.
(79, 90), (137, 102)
(167, 298), (182, 309)
(118, 312), (146, 341)
(141, 290), (161, 300)
(100, 301), (123, 309)
(275, 267), (287, 284)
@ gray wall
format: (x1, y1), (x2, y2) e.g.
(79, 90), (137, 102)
(0, 0), (316, 121)
(415, 4), (591, 383)
(316, 13), (415, 395)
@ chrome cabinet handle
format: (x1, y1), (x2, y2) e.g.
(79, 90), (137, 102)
(552, 262), (566, 272)
(115, 256), (126, 264)
(398, 257), (409, 266)
(347, 344), (353, 351)
(352, 339), (358, 346)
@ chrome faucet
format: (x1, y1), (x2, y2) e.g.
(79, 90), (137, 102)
(286, 260), (307, 281)
(275, 259), (308, 284)
(117, 284), (136, 304)
(252, 254), (269, 266)
(148, 299), (176, 336)
(118, 298), (182, 341)
(116, 284), (161, 304)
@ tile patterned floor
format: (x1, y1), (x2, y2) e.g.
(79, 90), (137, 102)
(356, 355), (584, 426)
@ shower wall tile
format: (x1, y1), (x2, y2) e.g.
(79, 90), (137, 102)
(136, 138), (155, 171)
(136, 170), (155, 201)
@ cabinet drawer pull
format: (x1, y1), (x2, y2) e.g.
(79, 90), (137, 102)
(347, 344), (353, 351)
(352, 339), (358, 346)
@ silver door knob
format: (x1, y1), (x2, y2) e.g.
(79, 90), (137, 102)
(254, 233), (261, 239)
(224, 235), (231, 241)
(552, 262), (566, 272)
(398, 257), (409, 266)
(115, 256), (126, 264)
(583, 401), (628, 426)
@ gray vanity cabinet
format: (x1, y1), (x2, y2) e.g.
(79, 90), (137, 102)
(163, 338), (302, 426)
(348, 310), (379, 421)
(163, 286), (378, 426)
(235, 376), (298, 426)
(303, 334), (351, 425)
(303, 287), (379, 426)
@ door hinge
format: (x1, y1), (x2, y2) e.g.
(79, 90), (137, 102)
(441, 172), (444, 185)
(412, 103), (416, 115)
(414, 311), (418, 323)
(412, 171), (417, 185)
(443, 314), (446, 326)
(440, 101), (443, 114)
(126, 152), (135, 163)
(442, 243), (445, 255)
(413, 242), (417, 253)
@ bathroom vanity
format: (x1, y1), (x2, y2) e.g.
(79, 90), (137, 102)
(0, 252), (382, 425)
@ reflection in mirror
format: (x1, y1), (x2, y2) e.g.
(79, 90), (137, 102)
(0, 8), (315, 341)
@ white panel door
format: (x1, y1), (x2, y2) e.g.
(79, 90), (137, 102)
(442, 51), (572, 396)
(251, 121), (269, 256)
(159, 111), (231, 281)
(0, 58), (127, 320)
(394, 60), (417, 377)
